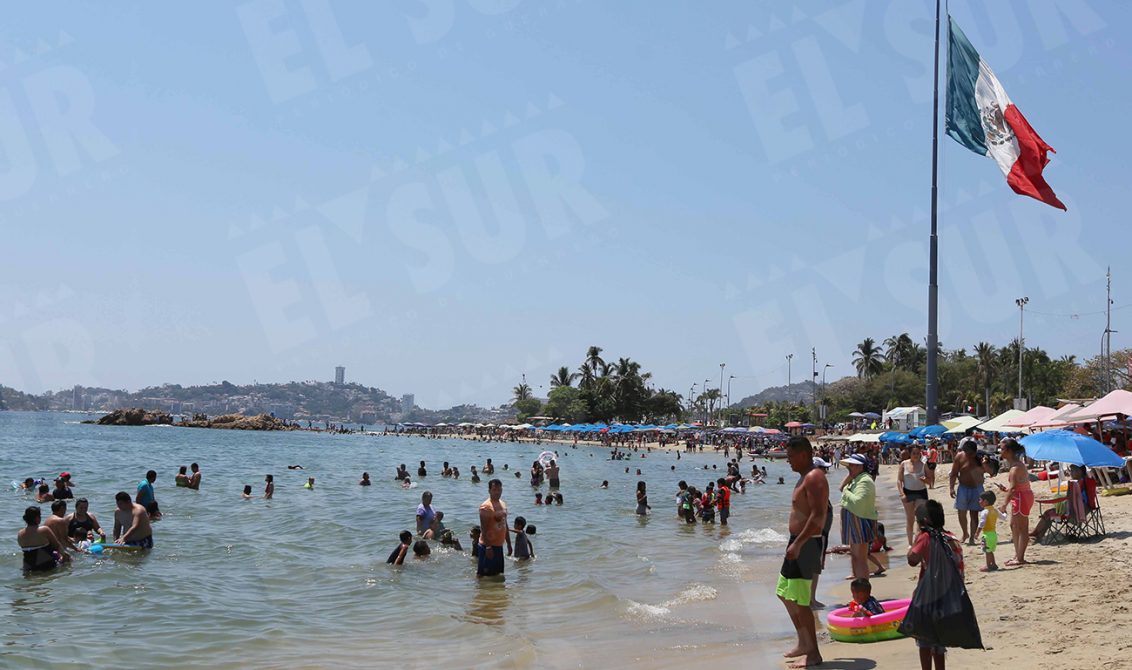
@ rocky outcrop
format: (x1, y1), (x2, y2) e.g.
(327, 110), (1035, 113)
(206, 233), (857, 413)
(177, 413), (296, 431)
(93, 408), (174, 426)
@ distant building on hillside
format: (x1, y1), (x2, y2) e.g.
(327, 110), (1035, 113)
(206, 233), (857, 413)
(334, 366), (345, 386)
(401, 394), (415, 414)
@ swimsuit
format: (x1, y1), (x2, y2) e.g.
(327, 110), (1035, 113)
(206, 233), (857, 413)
(1011, 486), (1034, 516)
(68, 515), (95, 540)
(123, 535), (154, 549)
(21, 543), (59, 572)
(476, 543), (504, 577)
(902, 462), (929, 501)
(776, 534), (823, 607)
(954, 483), (984, 511)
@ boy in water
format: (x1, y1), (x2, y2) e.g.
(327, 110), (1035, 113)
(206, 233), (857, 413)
(977, 491), (999, 572)
(412, 540), (431, 559)
(510, 516), (534, 560)
(534, 492), (543, 505)
(469, 526), (481, 558)
(387, 530), (412, 565)
(849, 578), (885, 617)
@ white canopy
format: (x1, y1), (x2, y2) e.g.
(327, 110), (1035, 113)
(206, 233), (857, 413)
(847, 432), (882, 443)
(977, 409), (1027, 433)
(944, 415), (982, 434)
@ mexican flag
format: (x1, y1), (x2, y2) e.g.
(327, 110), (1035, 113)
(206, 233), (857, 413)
(945, 16), (1066, 210)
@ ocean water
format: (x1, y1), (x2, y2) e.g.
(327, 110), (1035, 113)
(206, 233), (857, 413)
(1, 412), (809, 669)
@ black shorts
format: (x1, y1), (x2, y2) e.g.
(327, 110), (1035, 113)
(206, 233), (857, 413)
(780, 535), (823, 580)
(902, 487), (929, 502)
(927, 462), (937, 471)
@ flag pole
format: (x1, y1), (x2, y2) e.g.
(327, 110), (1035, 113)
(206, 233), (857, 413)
(926, 0), (941, 425)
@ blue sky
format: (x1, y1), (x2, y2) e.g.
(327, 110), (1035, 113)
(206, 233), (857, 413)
(1, 1), (1128, 409)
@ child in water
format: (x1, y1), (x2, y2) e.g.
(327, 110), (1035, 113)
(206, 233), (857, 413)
(413, 540), (431, 559)
(387, 530), (413, 565)
(510, 516), (534, 560)
(241, 485), (253, 499)
(304, 477), (315, 489)
(534, 492), (543, 505)
(469, 526), (481, 558)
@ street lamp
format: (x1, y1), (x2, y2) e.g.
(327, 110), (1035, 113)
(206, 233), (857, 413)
(727, 374), (736, 424)
(1015, 296), (1029, 406)
(704, 379), (711, 423)
(689, 383), (697, 419)
(718, 363), (726, 425)
(786, 354), (793, 422)
(821, 364), (833, 422)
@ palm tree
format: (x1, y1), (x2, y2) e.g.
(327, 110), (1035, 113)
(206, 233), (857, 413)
(853, 338), (884, 379)
(974, 341), (996, 416)
(883, 333), (915, 370)
(585, 346), (605, 376)
(550, 366), (577, 388)
(512, 383), (532, 403)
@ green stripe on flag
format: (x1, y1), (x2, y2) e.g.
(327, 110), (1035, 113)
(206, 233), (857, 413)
(945, 16), (987, 156)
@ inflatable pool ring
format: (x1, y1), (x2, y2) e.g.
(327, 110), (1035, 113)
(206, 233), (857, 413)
(538, 451), (557, 467)
(826, 598), (910, 643)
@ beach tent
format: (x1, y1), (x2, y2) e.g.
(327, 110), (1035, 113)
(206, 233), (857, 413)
(944, 415), (982, 434)
(1029, 404), (1082, 429)
(848, 433), (883, 443)
(1020, 429), (1125, 468)
(976, 410), (1027, 433)
(1003, 405), (1057, 428)
(1062, 389), (1132, 423)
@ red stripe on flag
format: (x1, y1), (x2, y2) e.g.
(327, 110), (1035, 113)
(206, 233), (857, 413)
(1003, 104), (1066, 210)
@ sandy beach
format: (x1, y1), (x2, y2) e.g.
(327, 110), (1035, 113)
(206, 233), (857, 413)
(815, 464), (1132, 670)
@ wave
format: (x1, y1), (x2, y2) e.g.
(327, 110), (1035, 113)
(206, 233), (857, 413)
(624, 583), (718, 622)
(719, 527), (788, 553)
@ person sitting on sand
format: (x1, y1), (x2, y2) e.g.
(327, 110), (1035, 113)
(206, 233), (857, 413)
(359, 472), (371, 486)
(387, 530), (412, 565)
(175, 466), (190, 487)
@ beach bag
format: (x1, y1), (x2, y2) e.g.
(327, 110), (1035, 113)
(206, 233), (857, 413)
(897, 529), (983, 649)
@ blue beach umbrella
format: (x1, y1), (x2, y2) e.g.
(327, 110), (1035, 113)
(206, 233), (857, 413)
(1019, 430), (1125, 468)
(920, 424), (948, 437)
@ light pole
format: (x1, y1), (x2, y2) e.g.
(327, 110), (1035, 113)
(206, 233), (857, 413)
(786, 354), (793, 422)
(689, 383), (697, 421)
(1015, 297), (1028, 405)
(821, 364), (832, 422)
(718, 363), (726, 425)
(811, 348), (818, 424)
(704, 379), (711, 424)
(727, 374), (735, 424)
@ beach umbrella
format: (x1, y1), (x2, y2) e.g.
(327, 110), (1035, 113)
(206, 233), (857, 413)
(863, 412), (881, 419)
(1019, 429), (1125, 468)
(784, 421), (802, 429)
(920, 424), (947, 437)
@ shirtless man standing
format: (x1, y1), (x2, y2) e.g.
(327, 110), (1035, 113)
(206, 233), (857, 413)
(476, 479), (511, 579)
(113, 491), (154, 548)
(44, 500), (79, 553)
(778, 436), (829, 669)
(949, 438), (984, 545)
(187, 463), (202, 490)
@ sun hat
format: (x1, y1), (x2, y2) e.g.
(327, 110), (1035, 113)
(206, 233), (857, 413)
(840, 454), (868, 467)
(812, 457), (832, 469)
